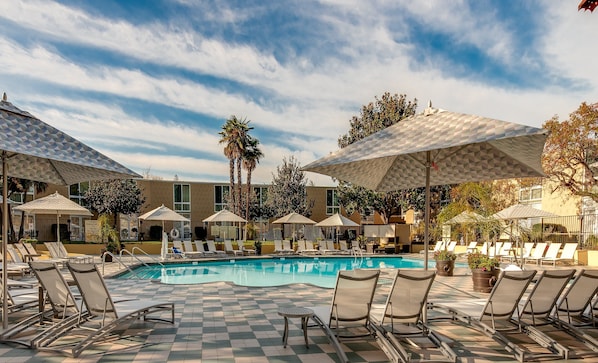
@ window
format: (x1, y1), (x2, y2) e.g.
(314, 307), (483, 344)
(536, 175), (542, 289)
(69, 181), (89, 206)
(326, 189), (340, 215)
(214, 185), (230, 211)
(174, 183), (191, 215)
(519, 185), (542, 202)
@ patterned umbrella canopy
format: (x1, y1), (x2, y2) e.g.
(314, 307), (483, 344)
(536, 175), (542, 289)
(0, 94), (140, 328)
(303, 104), (548, 269)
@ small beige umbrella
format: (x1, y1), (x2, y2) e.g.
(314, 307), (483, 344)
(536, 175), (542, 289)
(139, 204), (190, 260)
(272, 212), (316, 241)
(203, 209), (246, 242)
(315, 213), (359, 242)
(14, 192), (92, 243)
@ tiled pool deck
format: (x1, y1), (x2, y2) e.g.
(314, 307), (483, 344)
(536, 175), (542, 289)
(1, 255), (597, 362)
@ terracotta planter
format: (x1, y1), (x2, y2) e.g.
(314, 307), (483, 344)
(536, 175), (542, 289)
(471, 268), (499, 293)
(435, 259), (455, 276)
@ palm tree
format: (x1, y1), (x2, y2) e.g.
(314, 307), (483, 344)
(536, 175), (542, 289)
(218, 116), (252, 214)
(242, 137), (264, 220)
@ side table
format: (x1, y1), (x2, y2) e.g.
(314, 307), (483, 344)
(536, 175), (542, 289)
(278, 307), (314, 348)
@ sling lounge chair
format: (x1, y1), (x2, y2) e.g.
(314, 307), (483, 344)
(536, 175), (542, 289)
(39, 262), (175, 357)
(206, 240), (226, 256)
(309, 269), (380, 363)
(237, 240), (255, 255)
(536, 243), (561, 266)
(429, 270), (538, 362)
(182, 240), (204, 258)
(540, 242), (578, 267)
(282, 240), (295, 254)
(224, 239), (243, 256)
(370, 269), (457, 363)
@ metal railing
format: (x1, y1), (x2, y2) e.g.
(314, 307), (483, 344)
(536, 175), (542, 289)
(520, 214), (598, 248)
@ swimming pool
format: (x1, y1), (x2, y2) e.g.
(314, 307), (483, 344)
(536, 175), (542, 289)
(117, 256), (460, 288)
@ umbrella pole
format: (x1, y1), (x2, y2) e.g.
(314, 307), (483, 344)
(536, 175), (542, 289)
(424, 151), (431, 271)
(2, 151), (8, 329)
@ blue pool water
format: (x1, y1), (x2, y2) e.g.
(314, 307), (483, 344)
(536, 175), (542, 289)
(117, 256), (460, 288)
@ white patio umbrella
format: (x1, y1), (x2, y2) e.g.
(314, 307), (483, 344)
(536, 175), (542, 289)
(493, 204), (558, 266)
(272, 212), (316, 241)
(315, 213), (359, 242)
(303, 103), (547, 270)
(139, 204), (190, 260)
(13, 191), (93, 242)
(203, 209), (246, 241)
(0, 95), (140, 329)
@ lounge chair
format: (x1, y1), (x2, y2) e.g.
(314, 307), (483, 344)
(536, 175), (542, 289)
(338, 240), (352, 254)
(38, 262), (175, 357)
(224, 239), (243, 256)
(303, 240), (319, 255)
(420, 241), (444, 255)
(465, 241), (479, 254)
(183, 240), (204, 258)
(524, 242), (547, 265)
(503, 242), (534, 264)
(536, 243), (561, 266)
(296, 240), (306, 254)
(326, 240), (341, 254)
(56, 241), (94, 263)
(445, 241), (457, 253)
(169, 240), (185, 258)
(236, 240), (255, 255)
(429, 270), (538, 362)
(497, 242), (512, 258)
(488, 241), (503, 258)
(282, 240), (295, 254)
(206, 240), (226, 256)
(555, 269), (598, 327)
(370, 269), (457, 363)
(308, 269), (380, 363)
(540, 242), (578, 267)
(43, 242), (80, 265)
(311, 269), (380, 338)
(5, 244), (32, 272)
(273, 240), (285, 254)
(195, 240), (213, 256)
(0, 278), (38, 314)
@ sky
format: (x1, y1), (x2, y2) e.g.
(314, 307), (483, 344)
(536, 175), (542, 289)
(0, 0), (596, 187)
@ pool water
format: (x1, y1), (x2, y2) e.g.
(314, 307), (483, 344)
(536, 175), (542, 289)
(117, 256), (457, 288)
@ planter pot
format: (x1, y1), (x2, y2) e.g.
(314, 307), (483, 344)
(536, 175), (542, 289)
(471, 268), (500, 293)
(435, 259), (455, 276)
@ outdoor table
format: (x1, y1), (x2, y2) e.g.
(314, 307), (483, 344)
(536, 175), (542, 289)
(278, 307), (314, 348)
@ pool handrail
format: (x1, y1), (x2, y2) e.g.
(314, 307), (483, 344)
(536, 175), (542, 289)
(128, 246), (164, 267)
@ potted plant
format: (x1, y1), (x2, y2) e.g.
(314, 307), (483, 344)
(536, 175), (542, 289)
(254, 240), (262, 255)
(467, 251), (500, 292)
(434, 249), (457, 276)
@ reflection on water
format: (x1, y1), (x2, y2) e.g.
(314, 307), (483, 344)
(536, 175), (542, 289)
(118, 256), (438, 288)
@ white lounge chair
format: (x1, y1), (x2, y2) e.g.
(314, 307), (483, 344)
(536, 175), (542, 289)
(465, 241), (479, 253)
(445, 241), (457, 253)
(224, 240), (243, 256)
(540, 242), (577, 266)
(206, 240), (226, 256)
(282, 240), (294, 254)
(303, 240), (319, 255)
(524, 242), (547, 265)
(420, 241), (444, 255)
(183, 240), (204, 258)
(537, 243), (562, 266)
(236, 240), (255, 255)
(273, 240), (285, 254)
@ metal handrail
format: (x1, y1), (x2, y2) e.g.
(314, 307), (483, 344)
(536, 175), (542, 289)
(101, 251), (140, 278)
(130, 246), (164, 267)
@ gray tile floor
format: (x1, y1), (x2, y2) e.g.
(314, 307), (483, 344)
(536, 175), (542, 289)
(1, 256), (597, 362)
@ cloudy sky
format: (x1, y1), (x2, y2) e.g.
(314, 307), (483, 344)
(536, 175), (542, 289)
(0, 1), (596, 186)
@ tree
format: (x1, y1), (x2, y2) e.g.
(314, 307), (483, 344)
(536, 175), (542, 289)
(84, 179), (145, 230)
(218, 115), (252, 214)
(265, 156), (314, 217)
(336, 92), (418, 223)
(542, 102), (598, 202)
(242, 137), (264, 220)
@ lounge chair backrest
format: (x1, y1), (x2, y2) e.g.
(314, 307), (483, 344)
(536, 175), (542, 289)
(467, 241), (478, 250)
(173, 240), (184, 251)
(519, 269), (575, 322)
(433, 241), (444, 252)
(57, 242), (71, 258)
(339, 240), (349, 251)
(380, 269), (435, 326)
(479, 242), (489, 255)
(283, 240), (293, 251)
(44, 242), (62, 259)
(297, 240), (306, 252)
(327, 240), (336, 251)
(67, 262), (118, 320)
(6, 244), (24, 263)
(30, 261), (79, 318)
(183, 240), (196, 254)
(556, 269), (598, 321)
(329, 269), (380, 327)
(522, 242), (535, 258)
(274, 240), (283, 251)
(15, 243), (31, 261)
(224, 240), (235, 252)
(479, 270), (537, 327)
(499, 242), (512, 255)
(446, 241), (457, 252)
(489, 242), (503, 257)
(206, 240), (217, 252)
(531, 243), (547, 259)
(306, 240), (315, 249)
(544, 243), (561, 259)
(560, 243), (578, 259)
(195, 240), (207, 253)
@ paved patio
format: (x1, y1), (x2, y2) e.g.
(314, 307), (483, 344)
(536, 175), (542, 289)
(1, 256), (597, 362)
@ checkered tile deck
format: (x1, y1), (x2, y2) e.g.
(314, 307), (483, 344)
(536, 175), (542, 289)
(1, 257), (596, 362)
